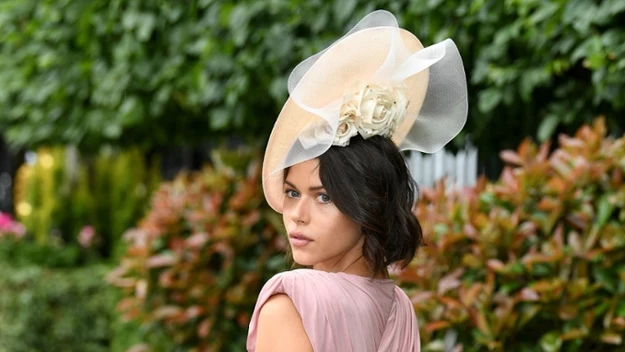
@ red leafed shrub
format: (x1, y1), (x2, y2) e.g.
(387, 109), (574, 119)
(397, 118), (625, 352)
(107, 150), (287, 351)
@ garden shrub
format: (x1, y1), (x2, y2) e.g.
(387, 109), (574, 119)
(1, 0), (623, 159)
(398, 118), (625, 351)
(0, 264), (117, 352)
(108, 149), (287, 351)
(0, 237), (80, 268)
(13, 146), (160, 260)
(0, 211), (83, 268)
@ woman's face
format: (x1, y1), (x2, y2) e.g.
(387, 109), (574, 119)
(282, 159), (363, 271)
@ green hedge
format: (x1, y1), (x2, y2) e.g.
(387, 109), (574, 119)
(0, 238), (81, 268)
(0, 262), (175, 352)
(1, 0), (623, 157)
(0, 264), (115, 351)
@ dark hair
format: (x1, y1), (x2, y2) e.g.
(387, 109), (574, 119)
(317, 134), (424, 277)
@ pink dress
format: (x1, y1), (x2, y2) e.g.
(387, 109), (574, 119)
(247, 269), (420, 351)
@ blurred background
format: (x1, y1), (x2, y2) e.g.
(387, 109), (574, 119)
(0, 0), (624, 351)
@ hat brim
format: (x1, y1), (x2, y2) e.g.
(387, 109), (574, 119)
(263, 27), (429, 213)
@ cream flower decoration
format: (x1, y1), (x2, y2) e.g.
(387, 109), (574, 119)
(334, 83), (409, 146)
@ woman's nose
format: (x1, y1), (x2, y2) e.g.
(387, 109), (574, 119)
(290, 198), (310, 224)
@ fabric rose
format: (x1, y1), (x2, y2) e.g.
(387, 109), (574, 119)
(334, 96), (360, 146)
(335, 83), (408, 146)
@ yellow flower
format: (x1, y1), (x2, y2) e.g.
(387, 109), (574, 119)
(40, 153), (54, 169)
(16, 202), (32, 217)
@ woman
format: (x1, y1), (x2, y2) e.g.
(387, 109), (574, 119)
(247, 10), (468, 352)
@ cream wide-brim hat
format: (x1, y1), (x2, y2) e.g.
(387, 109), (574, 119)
(262, 10), (468, 213)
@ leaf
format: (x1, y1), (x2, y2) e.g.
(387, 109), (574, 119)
(103, 123), (122, 139)
(529, 3), (559, 25)
(616, 300), (625, 318)
(560, 328), (587, 341)
(473, 308), (491, 336)
(563, 0), (598, 31)
(600, 331), (623, 345)
(438, 268), (464, 295)
(613, 317), (625, 330)
(558, 135), (585, 149)
(486, 259), (505, 272)
(146, 253), (177, 268)
(462, 254), (482, 268)
(518, 304), (541, 327)
(410, 291), (434, 304)
(592, 266), (618, 293)
(547, 176), (567, 194)
(558, 305), (578, 320)
(518, 288), (539, 302)
(520, 67), (550, 101)
(539, 331), (563, 352)
(567, 230), (584, 256)
(596, 195), (614, 227)
(425, 320), (451, 333)
(210, 108), (231, 130)
(186, 232), (209, 249)
(333, 0), (357, 22)
(152, 305), (182, 320)
(459, 283), (482, 307)
(499, 150), (523, 166)
(438, 296), (464, 309)
(536, 141), (551, 162)
(119, 96), (144, 127)
(136, 13), (156, 41)
(538, 114), (560, 142)
(198, 318), (213, 338)
(584, 225), (601, 251)
(478, 88), (502, 113)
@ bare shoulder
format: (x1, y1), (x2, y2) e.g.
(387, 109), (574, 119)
(256, 293), (313, 352)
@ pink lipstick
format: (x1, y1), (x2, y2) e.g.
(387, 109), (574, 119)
(289, 232), (313, 247)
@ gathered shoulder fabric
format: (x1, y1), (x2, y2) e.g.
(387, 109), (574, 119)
(246, 269), (420, 352)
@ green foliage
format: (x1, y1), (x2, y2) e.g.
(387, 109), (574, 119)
(0, 264), (117, 352)
(0, 0), (292, 151)
(397, 118), (625, 351)
(13, 148), (64, 245)
(13, 146), (160, 260)
(108, 148), (287, 351)
(439, 0), (625, 155)
(92, 147), (162, 257)
(0, 237), (80, 268)
(0, 261), (175, 352)
(1, 0), (623, 155)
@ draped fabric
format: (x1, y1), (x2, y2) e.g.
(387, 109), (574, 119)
(247, 269), (420, 352)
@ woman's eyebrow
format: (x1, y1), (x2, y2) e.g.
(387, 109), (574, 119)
(284, 180), (325, 191)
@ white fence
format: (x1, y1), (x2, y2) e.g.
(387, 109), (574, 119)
(406, 144), (478, 189)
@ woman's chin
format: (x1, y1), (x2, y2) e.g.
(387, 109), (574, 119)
(292, 252), (316, 267)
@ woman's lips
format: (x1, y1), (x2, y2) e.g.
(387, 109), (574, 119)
(289, 232), (313, 247)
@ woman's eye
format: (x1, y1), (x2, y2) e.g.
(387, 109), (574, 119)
(285, 189), (299, 198)
(317, 194), (331, 203)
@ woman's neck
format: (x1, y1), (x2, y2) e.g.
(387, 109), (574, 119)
(310, 237), (388, 279)
(313, 253), (388, 279)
